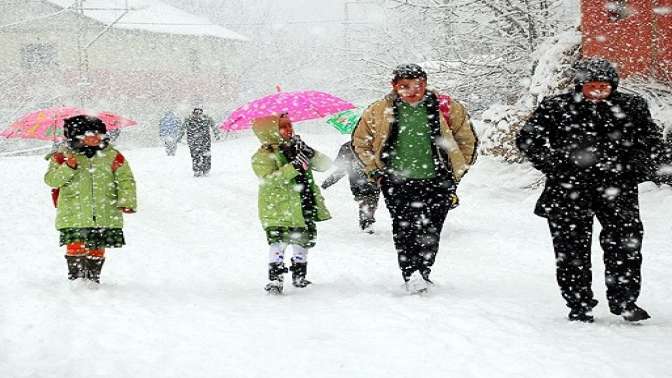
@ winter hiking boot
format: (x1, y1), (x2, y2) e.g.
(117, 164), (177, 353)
(85, 257), (105, 284)
(567, 299), (598, 323)
(404, 271), (429, 294)
(265, 263), (288, 295)
(290, 260), (312, 288)
(65, 255), (86, 280)
(610, 304), (650, 322)
(360, 220), (375, 234)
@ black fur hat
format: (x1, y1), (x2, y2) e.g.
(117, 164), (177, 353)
(63, 115), (107, 149)
(392, 63), (427, 83)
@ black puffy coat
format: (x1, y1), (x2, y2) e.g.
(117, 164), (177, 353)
(517, 86), (664, 217)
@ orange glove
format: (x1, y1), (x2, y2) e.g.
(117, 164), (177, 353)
(65, 154), (78, 169)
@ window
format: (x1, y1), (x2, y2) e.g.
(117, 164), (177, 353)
(21, 43), (57, 70)
(606, 0), (631, 22)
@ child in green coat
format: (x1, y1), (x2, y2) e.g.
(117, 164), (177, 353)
(251, 114), (331, 294)
(45, 115), (137, 284)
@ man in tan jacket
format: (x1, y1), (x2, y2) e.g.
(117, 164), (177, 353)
(352, 63), (478, 293)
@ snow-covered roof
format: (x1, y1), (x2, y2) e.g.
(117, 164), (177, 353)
(44, 0), (247, 41)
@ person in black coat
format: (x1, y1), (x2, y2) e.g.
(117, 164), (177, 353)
(321, 141), (380, 233)
(516, 58), (667, 323)
(178, 108), (220, 177)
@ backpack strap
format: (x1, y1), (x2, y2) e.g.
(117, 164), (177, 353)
(439, 95), (452, 129)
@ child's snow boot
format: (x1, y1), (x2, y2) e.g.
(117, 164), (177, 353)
(290, 259), (312, 288)
(65, 255), (86, 280)
(404, 271), (428, 294)
(265, 262), (287, 295)
(85, 257), (105, 284)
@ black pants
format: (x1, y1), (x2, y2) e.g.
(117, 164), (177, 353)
(546, 184), (644, 312)
(381, 176), (454, 280)
(356, 192), (380, 229)
(189, 146), (211, 174)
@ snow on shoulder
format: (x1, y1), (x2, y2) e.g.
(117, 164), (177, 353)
(44, 0), (247, 41)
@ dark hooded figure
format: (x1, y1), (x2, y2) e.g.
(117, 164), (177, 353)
(321, 141), (380, 233)
(178, 108), (219, 177)
(516, 58), (667, 323)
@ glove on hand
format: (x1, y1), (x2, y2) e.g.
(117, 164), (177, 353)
(65, 154), (78, 169)
(292, 136), (315, 159)
(448, 193), (459, 210)
(120, 207), (135, 214)
(369, 169), (384, 185)
(290, 152), (310, 172)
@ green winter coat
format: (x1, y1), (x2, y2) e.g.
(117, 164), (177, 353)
(44, 145), (137, 230)
(251, 116), (331, 229)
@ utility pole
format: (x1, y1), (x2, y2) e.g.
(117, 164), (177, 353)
(75, 0), (131, 108)
(76, 0), (91, 108)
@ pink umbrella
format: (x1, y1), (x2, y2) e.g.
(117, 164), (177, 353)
(220, 90), (355, 131)
(0, 106), (138, 141)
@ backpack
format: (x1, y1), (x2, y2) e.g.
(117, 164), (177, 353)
(438, 94), (452, 128)
(50, 151), (126, 208)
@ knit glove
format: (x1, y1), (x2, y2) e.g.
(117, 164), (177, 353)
(292, 136), (315, 159)
(290, 152), (310, 172)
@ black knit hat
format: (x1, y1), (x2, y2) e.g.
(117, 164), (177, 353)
(63, 115), (107, 144)
(392, 63), (427, 83)
(573, 57), (620, 90)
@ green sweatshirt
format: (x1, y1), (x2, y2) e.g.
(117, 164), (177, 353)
(389, 101), (436, 179)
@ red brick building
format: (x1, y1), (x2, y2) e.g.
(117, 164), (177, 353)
(582, 0), (672, 82)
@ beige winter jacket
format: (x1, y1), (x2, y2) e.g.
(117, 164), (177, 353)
(352, 91), (478, 183)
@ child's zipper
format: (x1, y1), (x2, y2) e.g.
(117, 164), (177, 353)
(89, 159), (97, 223)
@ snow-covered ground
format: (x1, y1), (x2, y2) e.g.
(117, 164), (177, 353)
(1, 132), (671, 377)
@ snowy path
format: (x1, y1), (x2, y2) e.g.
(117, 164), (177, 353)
(1, 134), (671, 377)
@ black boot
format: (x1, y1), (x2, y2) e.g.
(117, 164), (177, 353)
(568, 308), (594, 323)
(85, 257), (105, 284)
(65, 255), (86, 280)
(420, 268), (434, 285)
(265, 263), (287, 294)
(568, 299), (598, 323)
(290, 259), (312, 288)
(610, 303), (650, 322)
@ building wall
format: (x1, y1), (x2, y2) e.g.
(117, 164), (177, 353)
(0, 1), (243, 144)
(582, 0), (671, 82)
(654, 0), (672, 82)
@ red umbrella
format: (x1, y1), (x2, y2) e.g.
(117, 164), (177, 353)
(0, 106), (137, 141)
